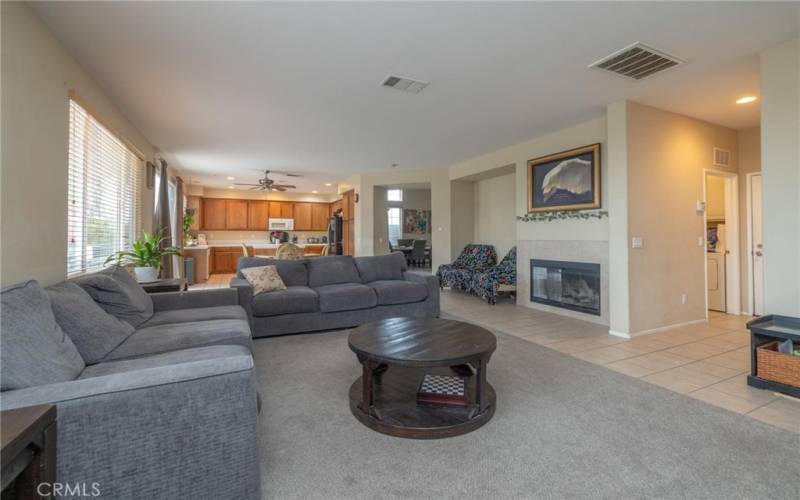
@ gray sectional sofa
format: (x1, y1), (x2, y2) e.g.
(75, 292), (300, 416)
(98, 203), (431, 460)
(231, 252), (440, 337)
(0, 267), (260, 500)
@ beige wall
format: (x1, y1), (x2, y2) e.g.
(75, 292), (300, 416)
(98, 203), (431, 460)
(607, 101), (631, 334)
(705, 176), (726, 221)
(473, 173), (516, 258)
(737, 127), (761, 313)
(625, 101), (738, 333)
(1, 2), (157, 286)
(760, 38), (800, 316)
(449, 180), (475, 258)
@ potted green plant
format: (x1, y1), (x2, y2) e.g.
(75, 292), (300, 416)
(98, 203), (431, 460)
(183, 209), (196, 246)
(105, 228), (182, 283)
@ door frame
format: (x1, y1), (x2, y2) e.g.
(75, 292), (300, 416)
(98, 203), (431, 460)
(745, 172), (762, 316)
(702, 168), (741, 316)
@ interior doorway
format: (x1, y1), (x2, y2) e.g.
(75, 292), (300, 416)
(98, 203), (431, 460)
(746, 173), (764, 316)
(703, 169), (741, 315)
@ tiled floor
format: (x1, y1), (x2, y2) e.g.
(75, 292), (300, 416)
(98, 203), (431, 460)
(440, 290), (800, 433)
(190, 274), (799, 433)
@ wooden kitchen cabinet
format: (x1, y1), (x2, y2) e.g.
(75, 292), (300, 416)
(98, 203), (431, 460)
(331, 198), (343, 216)
(293, 203), (312, 230)
(210, 246), (249, 274)
(311, 203), (330, 231)
(248, 201), (269, 230)
(268, 201), (294, 219)
(202, 198), (227, 230)
(225, 200), (248, 230)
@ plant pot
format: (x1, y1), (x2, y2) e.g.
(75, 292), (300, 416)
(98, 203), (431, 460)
(134, 266), (159, 283)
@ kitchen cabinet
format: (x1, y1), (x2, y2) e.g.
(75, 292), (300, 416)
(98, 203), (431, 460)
(210, 246), (253, 273)
(331, 198), (343, 216)
(248, 201), (269, 230)
(202, 198), (227, 230)
(293, 203), (312, 230)
(268, 201), (294, 220)
(311, 203), (330, 231)
(225, 200), (248, 230)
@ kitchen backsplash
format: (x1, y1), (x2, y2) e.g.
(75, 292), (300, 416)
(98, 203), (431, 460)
(201, 230), (328, 243)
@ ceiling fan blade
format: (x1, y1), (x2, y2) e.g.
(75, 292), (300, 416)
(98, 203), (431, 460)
(235, 183), (262, 186)
(272, 184), (296, 189)
(249, 186), (262, 191)
(274, 186), (287, 192)
(270, 170), (304, 178)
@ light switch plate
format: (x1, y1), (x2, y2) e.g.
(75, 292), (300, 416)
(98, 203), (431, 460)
(696, 200), (706, 213)
(631, 237), (643, 249)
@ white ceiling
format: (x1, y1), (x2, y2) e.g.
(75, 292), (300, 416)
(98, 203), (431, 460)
(33, 2), (799, 191)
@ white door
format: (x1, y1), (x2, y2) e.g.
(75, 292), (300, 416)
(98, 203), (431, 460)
(751, 174), (764, 315)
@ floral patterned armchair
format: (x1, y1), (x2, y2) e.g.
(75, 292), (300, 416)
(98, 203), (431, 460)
(470, 246), (516, 304)
(436, 244), (497, 292)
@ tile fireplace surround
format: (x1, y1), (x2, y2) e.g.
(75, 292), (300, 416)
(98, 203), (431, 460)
(517, 240), (609, 325)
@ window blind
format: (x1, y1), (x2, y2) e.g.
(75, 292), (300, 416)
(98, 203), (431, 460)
(67, 98), (142, 276)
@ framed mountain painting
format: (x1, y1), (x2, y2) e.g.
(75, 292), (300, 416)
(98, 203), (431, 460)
(527, 143), (601, 212)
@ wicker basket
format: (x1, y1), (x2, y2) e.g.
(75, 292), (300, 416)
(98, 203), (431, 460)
(756, 341), (800, 388)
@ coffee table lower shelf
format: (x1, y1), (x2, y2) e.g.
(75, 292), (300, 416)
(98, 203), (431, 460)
(348, 366), (495, 439)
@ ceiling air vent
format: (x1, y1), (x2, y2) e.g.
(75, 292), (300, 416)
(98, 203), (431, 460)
(589, 42), (683, 80)
(382, 75), (429, 94)
(713, 148), (731, 167)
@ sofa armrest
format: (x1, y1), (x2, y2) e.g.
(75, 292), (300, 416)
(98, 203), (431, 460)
(403, 271), (440, 317)
(0, 347), (260, 498)
(150, 288), (239, 311)
(229, 278), (255, 322)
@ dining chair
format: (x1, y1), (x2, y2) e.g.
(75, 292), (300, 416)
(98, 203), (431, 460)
(410, 239), (426, 268)
(397, 238), (413, 248)
(241, 243), (250, 257)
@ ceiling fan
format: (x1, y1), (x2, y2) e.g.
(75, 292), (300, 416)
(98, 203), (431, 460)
(234, 170), (303, 191)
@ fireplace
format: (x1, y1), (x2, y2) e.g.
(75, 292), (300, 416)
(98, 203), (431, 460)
(530, 259), (601, 316)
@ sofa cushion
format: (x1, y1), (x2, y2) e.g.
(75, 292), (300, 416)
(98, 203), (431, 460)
(140, 305), (248, 328)
(46, 281), (135, 364)
(368, 280), (428, 305)
(241, 265), (286, 295)
(354, 252), (407, 283)
(237, 257), (308, 286)
(252, 286), (319, 317)
(315, 283), (377, 313)
(104, 319), (252, 361)
(307, 255), (361, 288)
(74, 266), (154, 327)
(1, 281), (85, 390)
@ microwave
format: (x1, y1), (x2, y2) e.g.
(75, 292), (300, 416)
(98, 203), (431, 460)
(268, 218), (294, 231)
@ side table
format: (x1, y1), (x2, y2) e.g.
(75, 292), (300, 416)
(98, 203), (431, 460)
(1, 405), (57, 499)
(140, 278), (188, 294)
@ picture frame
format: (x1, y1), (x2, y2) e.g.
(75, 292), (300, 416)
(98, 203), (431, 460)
(527, 143), (601, 212)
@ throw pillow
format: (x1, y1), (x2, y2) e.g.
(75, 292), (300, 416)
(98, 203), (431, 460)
(1, 281), (85, 391)
(74, 266), (154, 327)
(47, 281), (135, 364)
(241, 265), (287, 295)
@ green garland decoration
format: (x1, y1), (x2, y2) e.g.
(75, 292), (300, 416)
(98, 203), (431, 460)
(517, 210), (608, 222)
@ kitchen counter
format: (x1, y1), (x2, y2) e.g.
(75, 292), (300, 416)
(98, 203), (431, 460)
(184, 241), (325, 250)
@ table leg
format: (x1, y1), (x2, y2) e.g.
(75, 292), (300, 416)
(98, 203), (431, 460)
(360, 360), (375, 416)
(475, 357), (488, 414)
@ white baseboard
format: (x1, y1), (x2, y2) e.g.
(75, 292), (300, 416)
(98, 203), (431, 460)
(608, 330), (632, 339)
(610, 319), (708, 339)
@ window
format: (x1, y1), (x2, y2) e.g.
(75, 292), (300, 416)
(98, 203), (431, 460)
(387, 189), (403, 202)
(67, 97), (142, 276)
(387, 207), (402, 245)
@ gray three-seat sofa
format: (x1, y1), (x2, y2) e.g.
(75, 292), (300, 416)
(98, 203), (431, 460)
(0, 267), (260, 500)
(230, 252), (440, 337)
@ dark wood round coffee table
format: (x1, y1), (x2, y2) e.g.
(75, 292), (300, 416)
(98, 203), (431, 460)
(348, 317), (497, 439)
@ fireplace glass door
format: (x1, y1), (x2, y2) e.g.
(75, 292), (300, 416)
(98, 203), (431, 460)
(531, 260), (600, 315)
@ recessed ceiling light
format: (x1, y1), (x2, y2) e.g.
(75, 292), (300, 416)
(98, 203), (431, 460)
(227, 176), (235, 180)
(311, 190), (318, 194)
(736, 96), (757, 104)
(227, 185), (235, 189)
(324, 183), (332, 187)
